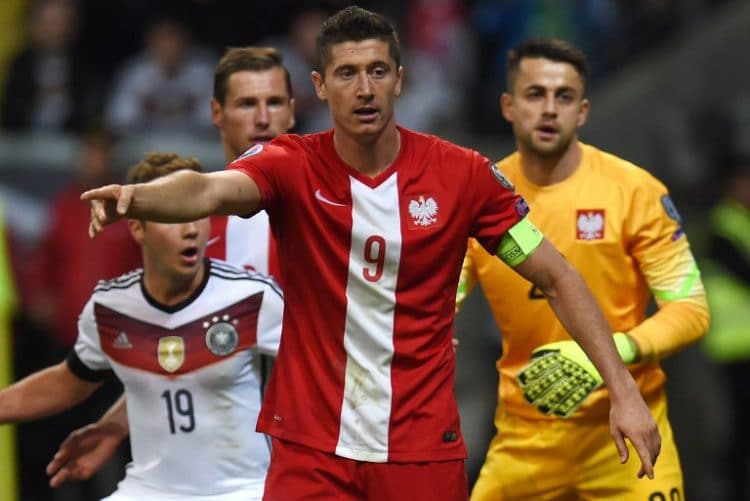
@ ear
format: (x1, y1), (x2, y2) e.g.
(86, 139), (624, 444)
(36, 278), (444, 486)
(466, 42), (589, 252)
(311, 71), (326, 101)
(210, 97), (222, 129)
(577, 97), (590, 128)
(500, 92), (513, 123)
(394, 66), (403, 97)
(128, 219), (145, 245)
(288, 97), (297, 130)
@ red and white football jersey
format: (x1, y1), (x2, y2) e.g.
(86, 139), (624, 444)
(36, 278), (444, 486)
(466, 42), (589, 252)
(206, 213), (282, 286)
(230, 127), (526, 462)
(69, 260), (283, 497)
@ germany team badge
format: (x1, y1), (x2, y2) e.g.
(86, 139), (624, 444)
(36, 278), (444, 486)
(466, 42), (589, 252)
(205, 321), (239, 356)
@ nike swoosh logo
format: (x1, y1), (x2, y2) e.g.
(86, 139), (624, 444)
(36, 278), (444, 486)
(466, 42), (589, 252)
(315, 189), (346, 207)
(206, 236), (221, 247)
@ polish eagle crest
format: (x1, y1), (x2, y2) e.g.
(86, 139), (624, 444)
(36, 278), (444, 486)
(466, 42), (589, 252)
(576, 210), (604, 240)
(408, 196), (439, 227)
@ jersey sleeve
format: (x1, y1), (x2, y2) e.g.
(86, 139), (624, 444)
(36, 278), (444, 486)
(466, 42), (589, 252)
(625, 177), (709, 359)
(227, 138), (298, 215)
(68, 298), (112, 380)
(468, 155), (530, 255)
(255, 279), (284, 356)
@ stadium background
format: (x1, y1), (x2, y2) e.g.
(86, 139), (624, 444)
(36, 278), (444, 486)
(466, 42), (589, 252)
(0, 0), (748, 499)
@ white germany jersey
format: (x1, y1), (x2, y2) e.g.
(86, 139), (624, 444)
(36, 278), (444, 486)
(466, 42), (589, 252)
(69, 259), (283, 497)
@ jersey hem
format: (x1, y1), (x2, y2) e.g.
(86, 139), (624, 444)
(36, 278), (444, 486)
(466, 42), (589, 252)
(259, 425), (467, 463)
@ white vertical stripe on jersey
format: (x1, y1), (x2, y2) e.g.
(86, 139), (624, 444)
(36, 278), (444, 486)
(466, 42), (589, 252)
(336, 174), (402, 462)
(225, 213), (270, 274)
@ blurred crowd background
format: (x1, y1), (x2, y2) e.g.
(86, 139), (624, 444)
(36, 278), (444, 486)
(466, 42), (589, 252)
(0, 0), (749, 500)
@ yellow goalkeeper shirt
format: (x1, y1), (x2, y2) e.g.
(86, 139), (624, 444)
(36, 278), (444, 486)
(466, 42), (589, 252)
(460, 143), (709, 420)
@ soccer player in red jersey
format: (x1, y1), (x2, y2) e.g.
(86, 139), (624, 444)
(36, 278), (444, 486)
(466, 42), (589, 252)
(81, 7), (660, 500)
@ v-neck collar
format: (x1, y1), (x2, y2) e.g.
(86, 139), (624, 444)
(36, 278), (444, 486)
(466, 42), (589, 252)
(324, 126), (411, 188)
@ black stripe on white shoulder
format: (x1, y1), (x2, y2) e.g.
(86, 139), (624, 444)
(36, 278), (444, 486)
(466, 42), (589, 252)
(94, 268), (143, 293)
(210, 259), (249, 276)
(209, 259), (283, 298)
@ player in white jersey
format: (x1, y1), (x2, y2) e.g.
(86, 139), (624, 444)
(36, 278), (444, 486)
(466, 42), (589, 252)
(204, 46), (295, 283)
(45, 46), (297, 490)
(0, 153), (283, 500)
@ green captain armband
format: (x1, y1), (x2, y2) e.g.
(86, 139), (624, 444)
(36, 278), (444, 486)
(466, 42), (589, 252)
(497, 217), (544, 266)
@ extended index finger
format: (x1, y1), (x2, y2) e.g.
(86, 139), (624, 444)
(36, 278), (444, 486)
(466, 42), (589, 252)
(115, 185), (133, 215)
(80, 185), (117, 202)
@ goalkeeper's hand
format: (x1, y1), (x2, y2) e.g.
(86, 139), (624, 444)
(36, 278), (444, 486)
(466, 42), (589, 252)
(517, 333), (638, 418)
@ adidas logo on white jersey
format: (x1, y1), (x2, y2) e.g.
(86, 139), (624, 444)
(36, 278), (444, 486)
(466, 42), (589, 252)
(113, 331), (132, 349)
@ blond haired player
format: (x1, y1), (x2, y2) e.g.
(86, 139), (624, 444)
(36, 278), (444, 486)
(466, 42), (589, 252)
(0, 153), (284, 500)
(459, 38), (709, 500)
(44, 47), (297, 491)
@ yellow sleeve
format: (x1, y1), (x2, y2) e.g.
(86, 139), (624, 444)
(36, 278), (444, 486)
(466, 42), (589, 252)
(628, 301), (709, 360)
(456, 239), (479, 313)
(626, 184), (709, 360)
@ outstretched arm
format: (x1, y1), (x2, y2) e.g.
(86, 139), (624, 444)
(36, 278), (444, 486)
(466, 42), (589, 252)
(0, 362), (102, 423)
(47, 395), (129, 487)
(514, 238), (661, 479)
(82, 169), (260, 238)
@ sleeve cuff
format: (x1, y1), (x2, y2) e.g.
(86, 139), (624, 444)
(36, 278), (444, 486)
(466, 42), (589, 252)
(66, 351), (114, 383)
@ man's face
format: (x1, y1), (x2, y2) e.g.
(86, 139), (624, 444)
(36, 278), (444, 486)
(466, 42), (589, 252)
(501, 57), (589, 158)
(131, 217), (210, 282)
(211, 68), (296, 159)
(312, 39), (402, 140)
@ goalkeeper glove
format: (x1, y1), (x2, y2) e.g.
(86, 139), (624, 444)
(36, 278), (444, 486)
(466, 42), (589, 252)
(516, 333), (638, 418)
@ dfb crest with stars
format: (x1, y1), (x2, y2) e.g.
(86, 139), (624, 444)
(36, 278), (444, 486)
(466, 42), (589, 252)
(204, 315), (239, 356)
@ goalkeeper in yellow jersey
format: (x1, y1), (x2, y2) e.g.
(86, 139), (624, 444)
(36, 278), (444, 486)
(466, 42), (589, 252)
(459, 38), (709, 501)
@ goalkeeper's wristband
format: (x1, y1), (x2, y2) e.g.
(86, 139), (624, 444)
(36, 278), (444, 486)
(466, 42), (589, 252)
(613, 332), (638, 364)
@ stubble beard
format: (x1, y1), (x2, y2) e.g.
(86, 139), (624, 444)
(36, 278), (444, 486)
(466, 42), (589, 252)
(524, 130), (573, 159)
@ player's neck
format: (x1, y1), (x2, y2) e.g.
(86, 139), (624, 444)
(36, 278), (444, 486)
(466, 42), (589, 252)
(332, 123), (401, 178)
(224, 143), (236, 164)
(518, 140), (582, 186)
(142, 262), (206, 308)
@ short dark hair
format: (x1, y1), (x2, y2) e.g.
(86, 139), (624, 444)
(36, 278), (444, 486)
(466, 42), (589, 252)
(315, 6), (400, 73)
(506, 38), (589, 92)
(127, 152), (202, 184)
(213, 47), (292, 105)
